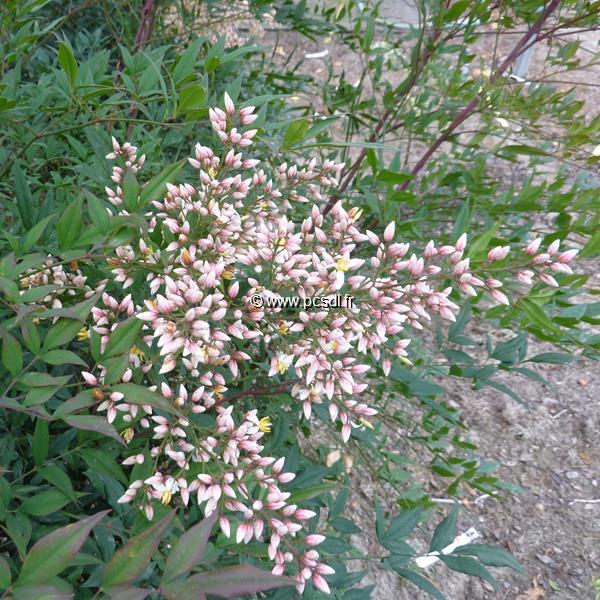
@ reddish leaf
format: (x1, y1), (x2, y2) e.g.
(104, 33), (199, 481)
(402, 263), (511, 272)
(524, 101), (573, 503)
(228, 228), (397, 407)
(163, 511), (217, 582)
(17, 510), (109, 586)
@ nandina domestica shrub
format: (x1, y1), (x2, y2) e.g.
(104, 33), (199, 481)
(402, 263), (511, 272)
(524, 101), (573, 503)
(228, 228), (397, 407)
(61, 93), (577, 594)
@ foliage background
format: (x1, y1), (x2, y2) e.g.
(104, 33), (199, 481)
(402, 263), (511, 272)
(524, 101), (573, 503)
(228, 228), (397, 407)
(0, 0), (599, 598)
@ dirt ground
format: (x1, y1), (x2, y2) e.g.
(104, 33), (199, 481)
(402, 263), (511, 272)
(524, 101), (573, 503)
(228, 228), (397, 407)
(249, 3), (600, 598)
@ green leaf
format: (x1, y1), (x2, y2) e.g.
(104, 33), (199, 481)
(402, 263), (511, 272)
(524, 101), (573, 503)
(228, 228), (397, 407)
(518, 299), (560, 333)
(103, 318), (143, 359)
(287, 483), (337, 503)
(172, 37), (203, 84)
(112, 383), (180, 415)
(393, 568), (445, 600)
(439, 555), (497, 588)
(12, 584), (71, 600)
(39, 466), (77, 502)
(500, 144), (549, 157)
(527, 352), (574, 364)
(19, 285), (59, 303)
(5, 513), (31, 558)
(443, 0), (470, 22)
(104, 587), (153, 600)
(0, 555), (11, 588)
(43, 293), (99, 351)
(377, 169), (413, 184)
(386, 508), (423, 539)
(2, 330), (23, 376)
(63, 416), (125, 445)
(56, 198), (83, 249)
(163, 511), (217, 582)
(32, 419), (49, 465)
(177, 84), (207, 115)
(17, 511), (108, 585)
(453, 544), (525, 572)
(12, 163), (35, 230)
(40, 350), (87, 367)
(283, 119), (309, 149)
(429, 507), (458, 552)
(21, 373), (70, 387)
(122, 170), (140, 212)
(20, 489), (70, 517)
(84, 189), (110, 233)
(78, 448), (128, 485)
(139, 160), (185, 207)
(52, 390), (95, 417)
(160, 565), (293, 599)
(23, 215), (55, 253)
(102, 511), (175, 588)
(58, 41), (78, 88)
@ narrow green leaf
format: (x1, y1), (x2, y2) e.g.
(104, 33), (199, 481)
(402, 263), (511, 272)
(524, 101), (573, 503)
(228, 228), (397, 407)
(19, 285), (59, 303)
(56, 198), (83, 249)
(0, 555), (11, 588)
(102, 512), (175, 588)
(104, 587), (153, 600)
(17, 511), (109, 585)
(23, 215), (55, 253)
(122, 171), (140, 212)
(393, 568), (445, 600)
(177, 84), (206, 115)
(78, 448), (128, 485)
(63, 415), (125, 445)
(103, 318), (143, 359)
(84, 189), (110, 233)
(139, 160), (185, 207)
(2, 330), (23, 376)
(24, 385), (59, 407)
(439, 555), (497, 588)
(160, 565), (292, 599)
(52, 390), (95, 417)
(12, 163), (35, 230)
(20, 489), (70, 517)
(58, 41), (78, 88)
(283, 119), (309, 149)
(287, 483), (337, 503)
(43, 293), (99, 351)
(12, 584), (71, 600)
(112, 383), (179, 415)
(386, 508), (423, 539)
(32, 419), (49, 465)
(39, 466), (77, 502)
(377, 169), (413, 184)
(527, 352), (573, 364)
(453, 544), (525, 573)
(41, 350), (87, 367)
(172, 37), (203, 85)
(429, 506), (458, 552)
(163, 512), (217, 582)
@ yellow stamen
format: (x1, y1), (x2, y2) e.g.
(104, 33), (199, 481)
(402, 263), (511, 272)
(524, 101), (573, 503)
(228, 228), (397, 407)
(121, 427), (134, 444)
(160, 490), (172, 505)
(130, 345), (145, 360)
(258, 416), (272, 433)
(336, 257), (350, 272)
(359, 418), (374, 430)
(77, 328), (90, 341)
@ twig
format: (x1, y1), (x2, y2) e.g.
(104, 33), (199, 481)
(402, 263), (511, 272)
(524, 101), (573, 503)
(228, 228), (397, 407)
(224, 378), (299, 403)
(398, 0), (562, 191)
(569, 498), (600, 505)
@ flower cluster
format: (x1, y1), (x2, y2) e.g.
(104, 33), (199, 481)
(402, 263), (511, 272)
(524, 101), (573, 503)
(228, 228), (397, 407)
(19, 256), (97, 308)
(80, 93), (577, 593)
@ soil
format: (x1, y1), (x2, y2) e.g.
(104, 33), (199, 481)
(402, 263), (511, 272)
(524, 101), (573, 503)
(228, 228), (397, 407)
(246, 3), (600, 598)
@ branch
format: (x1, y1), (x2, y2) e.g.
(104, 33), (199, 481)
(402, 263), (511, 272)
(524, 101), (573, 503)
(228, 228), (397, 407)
(322, 19), (448, 215)
(224, 378), (299, 403)
(397, 0), (562, 191)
